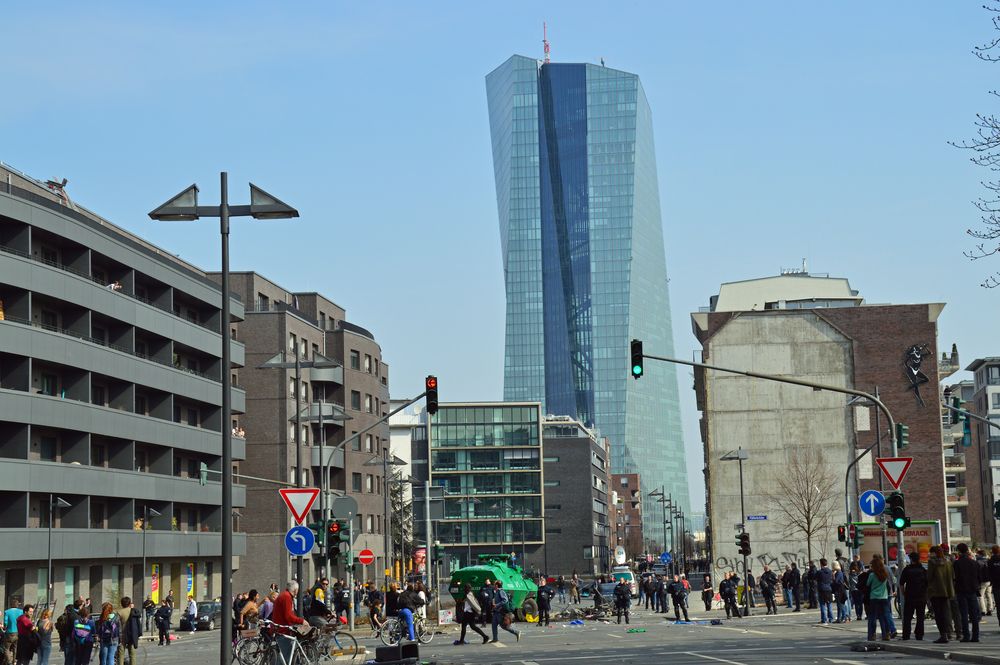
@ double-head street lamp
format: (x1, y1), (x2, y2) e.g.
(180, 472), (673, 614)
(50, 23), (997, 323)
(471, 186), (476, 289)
(150, 173), (298, 665)
(46, 495), (71, 607)
(465, 498), (482, 567)
(648, 488), (672, 570)
(140, 505), (162, 602)
(721, 448), (750, 617)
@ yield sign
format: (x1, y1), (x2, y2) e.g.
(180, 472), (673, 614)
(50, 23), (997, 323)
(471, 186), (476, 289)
(279, 487), (320, 524)
(875, 457), (913, 490)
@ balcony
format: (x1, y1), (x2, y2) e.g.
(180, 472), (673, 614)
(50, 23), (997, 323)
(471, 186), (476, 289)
(944, 454), (967, 472)
(946, 488), (969, 506)
(949, 523), (971, 540)
(310, 446), (345, 470)
(0, 527), (246, 561)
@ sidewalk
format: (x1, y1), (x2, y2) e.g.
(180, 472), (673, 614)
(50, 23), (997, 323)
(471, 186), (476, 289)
(823, 613), (1000, 664)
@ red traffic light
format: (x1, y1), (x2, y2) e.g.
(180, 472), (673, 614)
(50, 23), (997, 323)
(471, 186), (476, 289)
(328, 521), (340, 534)
(426, 376), (437, 390)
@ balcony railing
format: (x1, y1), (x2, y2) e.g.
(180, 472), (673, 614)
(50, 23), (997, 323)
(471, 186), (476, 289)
(944, 454), (966, 469)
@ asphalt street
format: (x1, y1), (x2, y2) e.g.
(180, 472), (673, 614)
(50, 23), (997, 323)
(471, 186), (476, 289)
(131, 605), (954, 665)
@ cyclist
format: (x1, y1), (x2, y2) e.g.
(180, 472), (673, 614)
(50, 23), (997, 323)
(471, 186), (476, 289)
(397, 585), (423, 641)
(272, 581), (309, 663)
(305, 580), (331, 629)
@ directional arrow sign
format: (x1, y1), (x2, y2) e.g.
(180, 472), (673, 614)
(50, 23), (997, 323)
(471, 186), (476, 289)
(859, 490), (885, 517)
(279, 487), (320, 524)
(875, 457), (913, 490)
(284, 525), (315, 556)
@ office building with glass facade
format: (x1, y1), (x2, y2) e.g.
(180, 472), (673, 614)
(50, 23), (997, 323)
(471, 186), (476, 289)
(486, 55), (689, 521)
(428, 402), (544, 570)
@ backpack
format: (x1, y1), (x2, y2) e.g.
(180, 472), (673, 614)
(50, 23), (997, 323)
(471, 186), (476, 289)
(98, 617), (120, 643)
(497, 590), (513, 614)
(55, 613), (69, 641)
(73, 621), (94, 645)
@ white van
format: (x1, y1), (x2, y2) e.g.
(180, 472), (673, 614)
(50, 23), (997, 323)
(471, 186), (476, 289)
(611, 568), (638, 598)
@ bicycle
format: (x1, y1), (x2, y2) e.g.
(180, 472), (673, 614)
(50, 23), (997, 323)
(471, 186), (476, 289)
(311, 623), (361, 662)
(255, 621), (316, 665)
(377, 614), (434, 646)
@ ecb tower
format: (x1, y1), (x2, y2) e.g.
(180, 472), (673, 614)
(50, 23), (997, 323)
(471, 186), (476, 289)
(486, 55), (690, 523)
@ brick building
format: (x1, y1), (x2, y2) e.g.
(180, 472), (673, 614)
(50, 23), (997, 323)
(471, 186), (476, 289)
(692, 271), (949, 580)
(611, 474), (644, 564)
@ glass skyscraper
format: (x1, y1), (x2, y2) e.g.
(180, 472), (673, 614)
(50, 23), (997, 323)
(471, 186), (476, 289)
(486, 55), (689, 521)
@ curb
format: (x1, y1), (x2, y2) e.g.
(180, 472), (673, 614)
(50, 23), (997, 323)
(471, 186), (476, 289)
(850, 641), (1000, 665)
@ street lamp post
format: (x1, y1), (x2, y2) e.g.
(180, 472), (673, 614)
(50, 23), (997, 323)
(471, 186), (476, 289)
(141, 505), (162, 604)
(365, 454), (407, 592)
(721, 448), (750, 618)
(46, 495), (70, 608)
(149, 174), (298, 665)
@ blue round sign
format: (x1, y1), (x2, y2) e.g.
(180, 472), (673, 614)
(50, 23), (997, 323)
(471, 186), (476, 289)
(659, 552), (672, 564)
(859, 490), (885, 517)
(285, 525), (315, 556)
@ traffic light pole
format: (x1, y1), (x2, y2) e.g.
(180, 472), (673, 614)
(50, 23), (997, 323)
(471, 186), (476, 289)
(638, 351), (905, 574)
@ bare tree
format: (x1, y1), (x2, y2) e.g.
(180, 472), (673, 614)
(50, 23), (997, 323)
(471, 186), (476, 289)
(952, 1), (1000, 287)
(762, 448), (839, 562)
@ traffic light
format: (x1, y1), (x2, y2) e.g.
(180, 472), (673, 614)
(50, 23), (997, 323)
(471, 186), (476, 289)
(329, 519), (350, 544)
(199, 462), (208, 486)
(962, 417), (973, 448)
(434, 542), (445, 558)
(837, 525), (847, 543)
(895, 423), (909, 449)
(308, 521), (326, 548)
(630, 339), (644, 379)
(425, 375), (439, 415)
(737, 532), (751, 556)
(951, 396), (962, 425)
(887, 492), (910, 531)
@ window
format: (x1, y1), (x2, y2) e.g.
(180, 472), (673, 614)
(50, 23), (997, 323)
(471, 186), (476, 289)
(366, 515), (374, 533)
(187, 408), (199, 427)
(544, 480), (561, 487)
(40, 373), (57, 396)
(300, 339), (307, 358)
(350, 351), (360, 371)
(351, 391), (361, 410)
(187, 510), (197, 531)
(366, 434), (374, 452)
(312, 343), (319, 359)
(320, 312), (326, 330)
(289, 424), (296, 441)
(619, 477), (629, 486)
(351, 432), (361, 451)
(257, 293), (269, 311)
(993, 393), (1000, 409)
(92, 386), (107, 407)
(364, 355), (372, 373)
(92, 444), (106, 467)
(40, 437), (58, 462)
(300, 381), (308, 401)
(289, 378), (296, 398)
(136, 395), (148, 415)
(543, 456), (559, 463)
(366, 475), (374, 492)
(365, 394), (373, 413)
(289, 333), (297, 353)
(188, 459), (198, 478)
(301, 425), (308, 445)
(352, 473), (362, 492)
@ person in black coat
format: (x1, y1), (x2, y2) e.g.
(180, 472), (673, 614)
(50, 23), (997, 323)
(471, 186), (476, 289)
(760, 566), (779, 615)
(154, 600), (172, 646)
(789, 563), (802, 612)
(701, 575), (714, 612)
(477, 580), (494, 627)
(805, 562), (818, 609)
(656, 576), (668, 614)
(613, 580), (631, 625)
(535, 579), (554, 627)
(667, 575), (689, 621)
(899, 551), (928, 640)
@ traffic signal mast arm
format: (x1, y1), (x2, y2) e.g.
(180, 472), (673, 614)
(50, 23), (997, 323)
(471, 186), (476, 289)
(199, 464), (326, 489)
(941, 402), (1000, 431)
(328, 390), (429, 454)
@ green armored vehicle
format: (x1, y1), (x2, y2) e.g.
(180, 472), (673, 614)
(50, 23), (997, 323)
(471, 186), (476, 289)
(448, 554), (539, 620)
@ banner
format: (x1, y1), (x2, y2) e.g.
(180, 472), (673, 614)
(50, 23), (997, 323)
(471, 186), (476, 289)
(857, 521), (940, 564)
(186, 563), (195, 596)
(151, 564), (160, 604)
(413, 547), (427, 575)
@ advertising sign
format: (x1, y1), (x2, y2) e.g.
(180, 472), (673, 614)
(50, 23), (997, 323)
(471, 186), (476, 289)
(413, 547), (427, 575)
(151, 564), (160, 604)
(856, 521), (940, 564)
(186, 563), (195, 596)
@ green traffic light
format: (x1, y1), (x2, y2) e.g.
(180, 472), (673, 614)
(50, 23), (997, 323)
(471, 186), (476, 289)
(632, 364), (643, 376)
(893, 517), (906, 529)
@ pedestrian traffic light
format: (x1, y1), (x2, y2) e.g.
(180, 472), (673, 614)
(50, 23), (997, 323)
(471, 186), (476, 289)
(630, 339), (644, 379)
(425, 375), (439, 415)
(199, 462), (208, 486)
(851, 524), (864, 547)
(309, 521), (326, 548)
(737, 532), (751, 556)
(895, 423), (909, 449)
(887, 492), (909, 531)
(837, 525), (847, 543)
(962, 417), (973, 448)
(951, 396), (963, 425)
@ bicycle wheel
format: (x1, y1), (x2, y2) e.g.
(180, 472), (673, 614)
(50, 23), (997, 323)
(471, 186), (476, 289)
(329, 631), (360, 661)
(300, 638), (321, 664)
(379, 618), (400, 646)
(416, 621), (434, 645)
(236, 637), (268, 665)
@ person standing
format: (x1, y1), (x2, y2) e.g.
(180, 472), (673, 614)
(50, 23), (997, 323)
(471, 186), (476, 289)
(899, 551), (927, 641)
(745, 571), (756, 609)
(153, 600), (171, 646)
(953, 542), (982, 643)
(556, 576), (566, 604)
(184, 595), (197, 635)
(789, 563), (802, 612)
(570, 574), (581, 605)
(95, 603), (121, 665)
(71, 607), (95, 665)
(831, 563), (848, 623)
(35, 607), (53, 665)
(805, 561), (818, 609)
(701, 575), (714, 612)
(976, 549), (992, 618)
(613, 579), (631, 625)
(2, 601), (23, 665)
(667, 575), (689, 622)
(535, 579), (553, 627)
(141, 599), (154, 634)
(13, 604), (35, 665)
(760, 566), (778, 615)
(849, 561), (863, 621)
(120, 598), (141, 665)
(865, 558), (892, 641)
(452, 584), (488, 645)
(489, 581), (519, 643)
(56, 602), (80, 665)
(927, 546), (955, 644)
(780, 566), (793, 609)
(988, 545), (1000, 631)
(721, 573), (739, 619)
(816, 559), (834, 625)
(259, 592), (276, 622)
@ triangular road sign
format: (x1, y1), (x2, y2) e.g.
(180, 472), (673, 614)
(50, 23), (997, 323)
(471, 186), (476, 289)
(875, 457), (913, 490)
(279, 488), (320, 524)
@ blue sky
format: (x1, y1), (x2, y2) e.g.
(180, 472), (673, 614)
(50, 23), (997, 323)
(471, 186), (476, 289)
(3, 2), (998, 507)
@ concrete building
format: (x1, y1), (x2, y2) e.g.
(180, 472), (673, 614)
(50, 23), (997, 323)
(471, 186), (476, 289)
(540, 416), (612, 576)
(941, 379), (981, 544)
(487, 56), (690, 528)
(693, 270), (948, 581)
(965, 357), (1000, 543)
(0, 163), (246, 608)
(216, 272), (391, 590)
(425, 402), (544, 571)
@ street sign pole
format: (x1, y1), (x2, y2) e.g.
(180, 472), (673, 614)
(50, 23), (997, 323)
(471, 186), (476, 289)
(347, 519), (354, 632)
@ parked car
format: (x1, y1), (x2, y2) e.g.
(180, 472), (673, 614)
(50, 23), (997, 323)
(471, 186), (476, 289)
(611, 570), (639, 598)
(179, 601), (222, 631)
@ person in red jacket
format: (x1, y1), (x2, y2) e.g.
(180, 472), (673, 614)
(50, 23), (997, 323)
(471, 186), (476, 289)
(271, 582), (306, 628)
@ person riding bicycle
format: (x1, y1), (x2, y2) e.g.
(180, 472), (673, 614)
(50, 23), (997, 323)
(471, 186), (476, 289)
(305, 579), (332, 629)
(397, 584), (423, 641)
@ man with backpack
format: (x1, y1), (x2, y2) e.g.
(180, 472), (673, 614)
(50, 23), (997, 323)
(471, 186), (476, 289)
(338, 583), (352, 622)
(55, 603), (77, 665)
(153, 600), (172, 646)
(614, 578), (632, 625)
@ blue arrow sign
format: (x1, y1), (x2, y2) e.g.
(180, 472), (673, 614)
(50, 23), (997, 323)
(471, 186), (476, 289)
(284, 525), (315, 556)
(659, 552), (672, 564)
(859, 490), (885, 517)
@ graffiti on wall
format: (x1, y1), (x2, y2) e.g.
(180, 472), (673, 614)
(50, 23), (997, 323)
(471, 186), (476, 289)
(714, 550), (810, 574)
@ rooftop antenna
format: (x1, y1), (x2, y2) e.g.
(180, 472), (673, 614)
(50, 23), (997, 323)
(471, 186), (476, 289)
(543, 22), (551, 63)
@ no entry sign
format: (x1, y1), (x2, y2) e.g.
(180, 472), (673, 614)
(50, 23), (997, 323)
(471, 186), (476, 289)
(357, 549), (375, 566)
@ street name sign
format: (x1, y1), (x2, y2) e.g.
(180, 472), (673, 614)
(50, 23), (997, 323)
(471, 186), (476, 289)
(859, 490), (885, 517)
(284, 525), (314, 556)
(279, 487), (320, 524)
(746, 515), (767, 521)
(875, 457), (913, 490)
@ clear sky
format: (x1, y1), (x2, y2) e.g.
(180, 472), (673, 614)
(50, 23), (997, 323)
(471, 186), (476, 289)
(3, 2), (998, 508)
